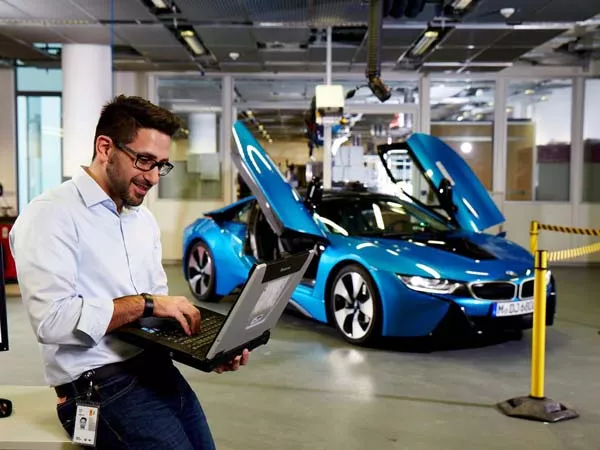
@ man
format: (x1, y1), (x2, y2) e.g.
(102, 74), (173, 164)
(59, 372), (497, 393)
(10, 95), (248, 449)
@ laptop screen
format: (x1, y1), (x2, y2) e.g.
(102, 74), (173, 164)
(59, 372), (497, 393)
(0, 246), (9, 352)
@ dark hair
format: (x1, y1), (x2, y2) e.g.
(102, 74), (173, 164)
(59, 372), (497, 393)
(93, 95), (182, 159)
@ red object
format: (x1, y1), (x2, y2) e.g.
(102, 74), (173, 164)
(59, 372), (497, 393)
(0, 217), (16, 283)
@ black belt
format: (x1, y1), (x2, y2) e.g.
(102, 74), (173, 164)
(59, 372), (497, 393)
(54, 352), (148, 398)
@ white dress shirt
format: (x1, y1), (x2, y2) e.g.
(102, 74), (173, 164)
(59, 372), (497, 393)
(9, 166), (168, 386)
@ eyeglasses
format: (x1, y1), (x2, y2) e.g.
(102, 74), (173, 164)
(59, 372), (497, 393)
(116, 143), (174, 176)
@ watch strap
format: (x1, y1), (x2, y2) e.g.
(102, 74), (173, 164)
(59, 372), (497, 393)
(141, 293), (154, 317)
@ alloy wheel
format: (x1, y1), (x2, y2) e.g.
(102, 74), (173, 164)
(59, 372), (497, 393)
(187, 242), (214, 301)
(332, 270), (375, 341)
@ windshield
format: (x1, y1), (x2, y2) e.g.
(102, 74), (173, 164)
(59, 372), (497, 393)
(314, 195), (454, 237)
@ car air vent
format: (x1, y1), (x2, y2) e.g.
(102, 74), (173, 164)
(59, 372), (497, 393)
(470, 282), (516, 300)
(520, 279), (534, 299)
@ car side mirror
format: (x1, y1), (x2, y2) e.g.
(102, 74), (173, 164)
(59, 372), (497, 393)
(304, 176), (323, 212)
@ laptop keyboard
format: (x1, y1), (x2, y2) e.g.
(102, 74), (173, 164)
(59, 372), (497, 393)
(140, 308), (225, 355)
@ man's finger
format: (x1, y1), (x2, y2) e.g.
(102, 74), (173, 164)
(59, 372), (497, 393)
(182, 308), (200, 334)
(240, 349), (250, 365)
(175, 311), (191, 336)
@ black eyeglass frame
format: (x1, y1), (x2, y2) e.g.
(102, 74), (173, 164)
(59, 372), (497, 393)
(116, 142), (174, 176)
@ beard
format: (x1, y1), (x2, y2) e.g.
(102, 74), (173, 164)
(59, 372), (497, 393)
(106, 153), (152, 208)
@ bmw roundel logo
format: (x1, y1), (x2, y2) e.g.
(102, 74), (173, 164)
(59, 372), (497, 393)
(506, 270), (517, 277)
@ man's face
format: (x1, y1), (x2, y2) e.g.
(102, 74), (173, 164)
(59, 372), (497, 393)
(106, 128), (171, 208)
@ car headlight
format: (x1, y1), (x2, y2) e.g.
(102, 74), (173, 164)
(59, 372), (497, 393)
(397, 274), (462, 294)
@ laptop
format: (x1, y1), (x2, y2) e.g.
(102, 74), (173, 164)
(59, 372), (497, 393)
(115, 249), (315, 372)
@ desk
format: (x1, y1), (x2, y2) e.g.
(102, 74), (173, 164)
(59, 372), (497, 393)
(0, 386), (76, 450)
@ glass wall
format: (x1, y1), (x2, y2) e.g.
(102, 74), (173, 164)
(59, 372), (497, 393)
(16, 67), (62, 213)
(156, 77), (223, 200)
(505, 79), (572, 202)
(430, 79), (495, 191)
(583, 78), (600, 203)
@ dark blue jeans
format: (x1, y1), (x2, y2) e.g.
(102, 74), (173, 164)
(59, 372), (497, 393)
(56, 359), (215, 449)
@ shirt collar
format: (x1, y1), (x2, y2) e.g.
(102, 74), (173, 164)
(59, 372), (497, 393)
(72, 166), (140, 213)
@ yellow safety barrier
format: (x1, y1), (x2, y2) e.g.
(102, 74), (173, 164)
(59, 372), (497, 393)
(497, 219), (600, 422)
(531, 250), (548, 399)
(548, 242), (600, 262)
(529, 219), (600, 257)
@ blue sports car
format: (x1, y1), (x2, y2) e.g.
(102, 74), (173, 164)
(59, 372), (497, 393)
(182, 121), (556, 346)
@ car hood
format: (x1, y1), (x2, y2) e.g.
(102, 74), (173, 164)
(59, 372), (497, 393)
(341, 232), (533, 282)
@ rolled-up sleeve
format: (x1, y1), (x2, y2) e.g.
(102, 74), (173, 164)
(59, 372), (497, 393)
(9, 200), (113, 346)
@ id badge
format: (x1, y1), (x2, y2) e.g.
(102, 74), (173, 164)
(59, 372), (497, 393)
(72, 401), (100, 447)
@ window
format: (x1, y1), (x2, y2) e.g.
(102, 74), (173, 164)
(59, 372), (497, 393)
(16, 66), (62, 92)
(505, 79), (572, 202)
(234, 200), (254, 224)
(430, 80), (495, 193)
(583, 78), (600, 202)
(156, 77), (223, 200)
(15, 67), (63, 213)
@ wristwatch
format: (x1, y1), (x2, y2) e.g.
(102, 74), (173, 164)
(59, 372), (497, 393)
(141, 293), (154, 317)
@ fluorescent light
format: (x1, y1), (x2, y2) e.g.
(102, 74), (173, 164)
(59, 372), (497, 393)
(150, 0), (169, 8)
(411, 30), (439, 56)
(179, 30), (205, 55)
(452, 0), (473, 10)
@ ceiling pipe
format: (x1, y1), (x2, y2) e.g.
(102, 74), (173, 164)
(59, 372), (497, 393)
(366, 0), (391, 102)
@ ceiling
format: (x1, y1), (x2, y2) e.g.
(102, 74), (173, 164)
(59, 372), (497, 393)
(0, 0), (598, 74)
(1, 0), (595, 145)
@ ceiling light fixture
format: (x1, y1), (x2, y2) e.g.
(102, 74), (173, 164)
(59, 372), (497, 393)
(409, 30), (441, 57)
(150, 0), (169, 8)
(451, 0), (473, 10)
(179, 30), (205, 55)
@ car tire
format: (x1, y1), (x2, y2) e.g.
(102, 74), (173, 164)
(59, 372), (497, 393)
(328, 264), (382, 346)
(185, 240), (218, 303)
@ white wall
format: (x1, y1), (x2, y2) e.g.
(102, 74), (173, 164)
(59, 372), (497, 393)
(0, 69), (16, 212)
(114, 71), (148, 98)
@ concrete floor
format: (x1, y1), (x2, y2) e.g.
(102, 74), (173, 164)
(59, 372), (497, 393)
(1, 264), (600, 449)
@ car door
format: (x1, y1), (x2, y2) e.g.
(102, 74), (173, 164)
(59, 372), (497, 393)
(377, 133), (505, 232)
(231, 120), (328, 243)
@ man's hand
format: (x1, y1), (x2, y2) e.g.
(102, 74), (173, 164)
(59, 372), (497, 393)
(213, 349), (250, 374)
(152, 295), (201, 336)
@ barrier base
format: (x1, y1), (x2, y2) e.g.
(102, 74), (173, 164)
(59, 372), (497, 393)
(497, 395), (579, 423)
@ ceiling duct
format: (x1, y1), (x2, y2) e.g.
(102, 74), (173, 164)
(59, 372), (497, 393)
(365, 0), (391, 102)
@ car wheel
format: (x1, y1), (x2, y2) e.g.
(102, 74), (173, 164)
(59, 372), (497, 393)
(328, 264), (382, 346)
(186, 240), (217, 302)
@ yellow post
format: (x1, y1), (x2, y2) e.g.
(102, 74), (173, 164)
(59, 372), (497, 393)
(531, 250), (548, 399)
(530, 220), (539, 256)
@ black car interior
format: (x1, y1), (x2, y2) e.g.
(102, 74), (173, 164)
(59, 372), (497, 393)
(243, 178), (325, 283)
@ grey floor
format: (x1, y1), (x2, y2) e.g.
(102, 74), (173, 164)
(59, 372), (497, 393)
(2, 264), (600, 450)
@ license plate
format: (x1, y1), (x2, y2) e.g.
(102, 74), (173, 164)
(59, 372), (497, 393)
(494, 299), (534, 317)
